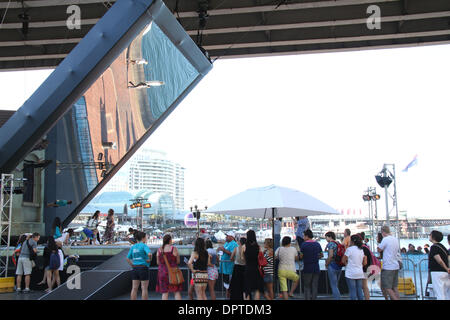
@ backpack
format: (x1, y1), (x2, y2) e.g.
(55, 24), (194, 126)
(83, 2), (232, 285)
(363, 244), (381, 270)
(12, 245), (21, 266)
(26, 239), (37, 261)
(258, 251), (268, 277)
(331, 241), (346, 267)
(49, 251), (60, 270)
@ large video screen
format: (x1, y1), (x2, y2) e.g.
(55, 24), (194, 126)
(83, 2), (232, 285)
(44, 19), (209, 230)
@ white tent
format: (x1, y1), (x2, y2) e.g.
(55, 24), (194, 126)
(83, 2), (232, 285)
(214, 230), (226, 241)
(206, 184), (340, 219)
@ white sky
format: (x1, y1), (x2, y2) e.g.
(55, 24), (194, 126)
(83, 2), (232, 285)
(1, 44), (450, 219)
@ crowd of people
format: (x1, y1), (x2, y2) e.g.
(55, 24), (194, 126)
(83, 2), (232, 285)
(12, 211), (450, 300)
(122, 215), (450, 301)
(13, 226), (79, 293)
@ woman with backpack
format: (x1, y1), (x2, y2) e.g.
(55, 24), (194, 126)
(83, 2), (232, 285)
(324, 231), (343, 300)
(37, 237), (53, 286)
(358, 232), (380, 300)
(342, 235), (367, 300)
(45, 237), (61, 293)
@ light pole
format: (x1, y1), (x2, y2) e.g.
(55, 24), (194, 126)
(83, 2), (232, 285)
(375, 164), (400, 240)
(190, 204), (208, 237)
(130, 197), (151, 232)
(363, 187), (380, 253)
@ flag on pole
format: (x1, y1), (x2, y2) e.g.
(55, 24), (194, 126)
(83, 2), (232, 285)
(402, 154), (418, 172)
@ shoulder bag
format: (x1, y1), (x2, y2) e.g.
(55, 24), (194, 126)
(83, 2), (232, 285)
(436, 244), (450, 267)
(258, 249), (268, 277)
(162, 249), (184, 285)
(26, 239), (37, 268)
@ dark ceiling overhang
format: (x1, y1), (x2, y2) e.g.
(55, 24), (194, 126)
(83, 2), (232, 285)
(1, 0), (450, 70)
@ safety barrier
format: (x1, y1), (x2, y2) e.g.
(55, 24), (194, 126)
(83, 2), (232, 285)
(401, 253), (428, 271)
(417, 257), (432, 300)
(213, 254), (430, 300)
(218, 259), (232, 298)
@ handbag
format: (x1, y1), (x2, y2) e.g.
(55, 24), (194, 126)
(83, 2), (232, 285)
(193, 270), (209, 284)
(436, 244), (450, 267)
(258, 251), (268, 267)
(162, 250), (184, 285)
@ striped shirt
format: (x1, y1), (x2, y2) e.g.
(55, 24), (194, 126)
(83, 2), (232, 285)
(263, 250), (274, 275)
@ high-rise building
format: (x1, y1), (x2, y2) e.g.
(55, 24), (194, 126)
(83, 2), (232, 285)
(101, 168), (130, 193)
(128, 148), (185, 210)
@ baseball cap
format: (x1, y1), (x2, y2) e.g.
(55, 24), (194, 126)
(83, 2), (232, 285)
(225, 231), (235, 238)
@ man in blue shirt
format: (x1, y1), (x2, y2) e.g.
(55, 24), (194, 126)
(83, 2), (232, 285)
(218, 231), (238, 298)
(293, 216), (310, 248)
(126, 231), (152, 300)
(300, 229), (323, 300)
(80, 227), (98, 245)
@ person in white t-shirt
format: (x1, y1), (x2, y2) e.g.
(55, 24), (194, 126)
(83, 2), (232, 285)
(55, 229), (74, 246)
(275, 236), (300, 300)
(377, 225), (400, 300)
(342, 235), (367, 300)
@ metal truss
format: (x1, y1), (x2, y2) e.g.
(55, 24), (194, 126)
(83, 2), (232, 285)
(0, 174), (14, 277)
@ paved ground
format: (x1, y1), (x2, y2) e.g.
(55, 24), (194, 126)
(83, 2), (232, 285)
(0, 291), (45, 300)
(1, 290), (420, 300)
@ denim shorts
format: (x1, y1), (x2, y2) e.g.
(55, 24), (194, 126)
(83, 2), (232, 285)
(263, 274), (273, 283)
(132, 266), (149, 281)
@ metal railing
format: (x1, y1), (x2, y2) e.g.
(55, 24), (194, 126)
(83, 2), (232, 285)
(417, 257), (432, 300)
(218, 259), (232, 298)
(272, 255), (425, 300)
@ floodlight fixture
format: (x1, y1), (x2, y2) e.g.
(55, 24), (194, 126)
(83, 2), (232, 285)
(375, 174), (393, 188)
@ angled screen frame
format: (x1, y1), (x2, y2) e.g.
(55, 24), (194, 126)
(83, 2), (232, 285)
(0, 0), (212, 229)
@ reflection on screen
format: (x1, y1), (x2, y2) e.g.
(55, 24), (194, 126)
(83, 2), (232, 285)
(46, 20), (201, 225)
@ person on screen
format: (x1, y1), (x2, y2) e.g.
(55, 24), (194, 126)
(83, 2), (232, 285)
(128, 81), (162, 88)
(47, 200), (72, 207)
(103, 209), (115, 245)
(127, 58), (148, 65)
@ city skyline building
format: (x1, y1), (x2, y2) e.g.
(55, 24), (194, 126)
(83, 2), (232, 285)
(101, 148), (185, 210)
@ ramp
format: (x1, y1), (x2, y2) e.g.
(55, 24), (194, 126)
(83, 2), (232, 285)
(39, 249), (132, 300)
